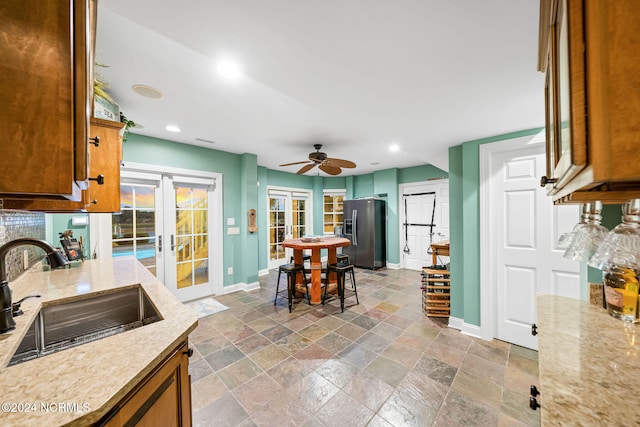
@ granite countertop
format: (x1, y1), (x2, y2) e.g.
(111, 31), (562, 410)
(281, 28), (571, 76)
(537, 294), (640, 426)
(0, 257), (198, 426)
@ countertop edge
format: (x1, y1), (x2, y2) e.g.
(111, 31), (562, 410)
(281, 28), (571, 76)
(0, 257), (198, 426)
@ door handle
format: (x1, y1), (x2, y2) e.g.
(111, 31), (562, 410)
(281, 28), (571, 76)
(171, 235), (176, 251)
(353, 210), (358, 246)
(158, 235), (162, 253)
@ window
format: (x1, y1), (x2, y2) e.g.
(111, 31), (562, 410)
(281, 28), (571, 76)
(323, 191), (345, 234)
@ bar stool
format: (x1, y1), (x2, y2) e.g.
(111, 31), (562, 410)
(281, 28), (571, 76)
(274, 264), (310, 312)
(323, 262), (359, 312)
(336, 254), (355, 289)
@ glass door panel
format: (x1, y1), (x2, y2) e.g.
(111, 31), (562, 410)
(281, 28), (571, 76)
(173, 184), (211, 296)
(112, 184), (158, 275)
(269, 195), (287, 264)
(292, 199), (306, 238)
(267, 189), (311, 269)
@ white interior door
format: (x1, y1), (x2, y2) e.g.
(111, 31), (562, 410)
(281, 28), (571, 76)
(485, 138), (579, 350)
(400, 180), (450, 270)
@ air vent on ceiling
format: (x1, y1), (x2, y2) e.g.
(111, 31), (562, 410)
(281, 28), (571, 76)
(195, 138), (216, 144)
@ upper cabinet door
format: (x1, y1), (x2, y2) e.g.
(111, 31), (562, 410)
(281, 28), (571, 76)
(540, 0), (587, 194)
(0, 0), (94, 200)
(551, 0), (587, 187)
(539, 0), (640, 204)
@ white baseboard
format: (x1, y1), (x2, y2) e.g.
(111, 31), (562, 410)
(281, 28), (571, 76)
(448, 316), (464, 330)
(386, 262), (401, 269)
(448, 316), (484, 340)
(218, 281), (259, 295)
(461, 322), (482, 339)
(245, 281), (260, 291)
(258, 269), (270, 276)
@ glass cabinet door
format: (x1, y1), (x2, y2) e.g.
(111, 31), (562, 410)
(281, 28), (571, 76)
(547, 0), (587, 188)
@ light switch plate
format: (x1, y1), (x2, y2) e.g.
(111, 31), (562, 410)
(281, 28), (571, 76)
(71, 216), (88, 226)
(227, 227), (240, 235)
(227, 218), (235, 226)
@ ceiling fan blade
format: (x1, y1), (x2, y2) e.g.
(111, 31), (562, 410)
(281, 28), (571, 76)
(326, 158), (356, 168)
(297, 163), (317, 174)
(319, 164), (342, 175)
(280, 160), (312, 167)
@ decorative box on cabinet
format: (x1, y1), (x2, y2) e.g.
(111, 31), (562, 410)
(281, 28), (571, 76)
(0, 118), (125, 212)
(421, 267), (450, 318)
(0, 0), (96, 201)
(538, 0), (640, 204)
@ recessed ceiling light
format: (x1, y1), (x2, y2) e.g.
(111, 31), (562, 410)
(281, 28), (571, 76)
(370, 162), (381, 165)
(165, 125), (181, 133)
(131, 84), (163, 99)
(389, 144), (400, 152)
(217, 60), (243, 79)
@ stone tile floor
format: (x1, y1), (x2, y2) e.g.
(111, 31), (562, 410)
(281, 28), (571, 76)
(188, 267), (540, 426)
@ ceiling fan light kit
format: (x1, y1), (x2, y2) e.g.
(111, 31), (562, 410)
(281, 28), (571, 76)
(279, 144), (356, 175)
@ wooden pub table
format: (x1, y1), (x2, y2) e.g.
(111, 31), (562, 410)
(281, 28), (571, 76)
(282, 237), (351, 304)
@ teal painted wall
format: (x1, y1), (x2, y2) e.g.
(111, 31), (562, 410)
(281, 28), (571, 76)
(448, 146), (464, 319)
(373, 169), (399, 264)
(323, 176), (347, 190)
(265, 169), (315, 189)
(449, 128), (544, 327)
(257, 167), (268, 271)
(353, 174), (374, 198)
(46, 214), (90, 260)
(240, 153), (259, 285)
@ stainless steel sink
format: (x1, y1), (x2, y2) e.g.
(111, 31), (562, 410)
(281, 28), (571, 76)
(9, 285), (162, 366)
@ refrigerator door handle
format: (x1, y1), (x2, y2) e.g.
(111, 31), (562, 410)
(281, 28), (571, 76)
(353, 209), (358, 246)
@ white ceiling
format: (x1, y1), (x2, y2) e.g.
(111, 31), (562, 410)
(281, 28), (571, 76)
(96, 0), (544, 175)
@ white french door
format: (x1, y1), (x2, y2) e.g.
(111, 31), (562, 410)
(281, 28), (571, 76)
(267, 188), (311, 269)
(111, 165), (222, 302)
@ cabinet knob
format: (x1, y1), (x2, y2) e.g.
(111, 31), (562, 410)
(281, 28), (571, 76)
(183, 348), (194, 357)
(540, 176), (557, 187)
(89, 174), (104, 185)
(529, 397), (540, 410)
(531, 323), (538, 336)
(88, 136), (100, 147)
(530, 385), (539, 397)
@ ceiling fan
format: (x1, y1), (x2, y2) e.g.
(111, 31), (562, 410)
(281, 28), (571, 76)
(279, 144), (356, 175)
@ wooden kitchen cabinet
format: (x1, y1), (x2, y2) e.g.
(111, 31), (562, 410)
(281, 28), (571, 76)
(538, 0), (640, 204)
(84, 118), (125, 212)
(0, 0), (95, 201)
(99, 340), (192, 426)
(0, 118), (124, 212)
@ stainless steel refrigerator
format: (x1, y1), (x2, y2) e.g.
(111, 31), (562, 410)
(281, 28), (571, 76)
(343, 198), (386, 269)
